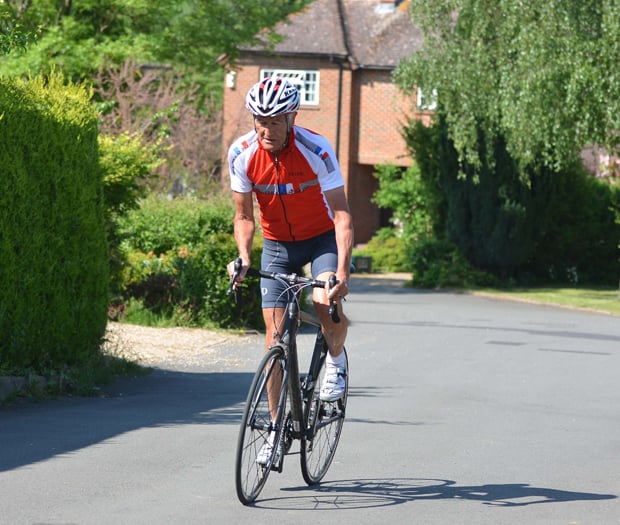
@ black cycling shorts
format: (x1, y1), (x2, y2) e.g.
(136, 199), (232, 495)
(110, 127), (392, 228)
(260, 229), (338, 308)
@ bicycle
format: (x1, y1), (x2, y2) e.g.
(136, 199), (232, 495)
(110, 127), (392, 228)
(228, 258), (348, 505)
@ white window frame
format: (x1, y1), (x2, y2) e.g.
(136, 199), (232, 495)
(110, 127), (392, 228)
(417, 87), (437, 111)
(260, 69), (320, 106)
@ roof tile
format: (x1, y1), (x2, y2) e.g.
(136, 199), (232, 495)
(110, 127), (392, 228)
(244, 0), (423, 69)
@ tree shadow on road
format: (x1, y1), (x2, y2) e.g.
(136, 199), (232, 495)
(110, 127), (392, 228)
(262, 477), (616, 510)
(0, 369), (252, 472)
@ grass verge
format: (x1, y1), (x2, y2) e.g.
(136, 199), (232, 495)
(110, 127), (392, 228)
(473, 286), (620, 316)
(1, 331), (152, 405)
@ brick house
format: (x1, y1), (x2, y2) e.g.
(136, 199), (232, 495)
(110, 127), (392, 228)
(221, 0), (431, 244)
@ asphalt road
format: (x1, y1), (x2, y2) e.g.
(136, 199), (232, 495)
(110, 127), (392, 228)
(1, 276), (619, 524)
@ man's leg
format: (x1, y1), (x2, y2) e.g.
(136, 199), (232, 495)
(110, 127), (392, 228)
(313, 273), (348, 401)
(263, 307), (286, 421)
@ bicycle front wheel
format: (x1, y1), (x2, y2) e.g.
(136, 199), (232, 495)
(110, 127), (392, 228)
(235, 346), (287, 505)
(300, 348), (348, 485)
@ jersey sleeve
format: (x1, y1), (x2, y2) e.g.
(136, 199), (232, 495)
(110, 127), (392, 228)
(317, 143), (344, 192)
(228, 130), (257, 193)
(295, 127), (344, 192)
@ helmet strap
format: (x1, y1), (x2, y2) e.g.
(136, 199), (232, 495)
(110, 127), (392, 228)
(286, 113), (294, 131)
(284, 113), (295, 146)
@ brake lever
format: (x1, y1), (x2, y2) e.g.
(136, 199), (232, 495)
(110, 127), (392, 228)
(226, 257), (243, 297)
(328, 274), (341, 324)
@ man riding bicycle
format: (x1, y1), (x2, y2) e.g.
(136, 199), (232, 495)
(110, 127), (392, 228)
(227, 77), (353, 411)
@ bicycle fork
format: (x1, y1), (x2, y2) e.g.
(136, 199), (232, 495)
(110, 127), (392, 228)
(301, 329), (329, 442)
(270, 301), (304, 472)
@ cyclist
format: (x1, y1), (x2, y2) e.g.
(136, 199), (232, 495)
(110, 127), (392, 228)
(227, 78), (353, 461)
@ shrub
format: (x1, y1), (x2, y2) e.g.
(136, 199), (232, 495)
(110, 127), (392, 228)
(406, 238), (497, 288)
(172, 235), (264, 329)
(95, 61), (223, 196)
(116, 195), (264, 329)
(100, 133), (161, 219)
(353, 231), (410, 273)
(99, 132), (162, 296)
(117, 193), (232, 255)
(527, 169), (620, 285)
(365, 161), (436, 274)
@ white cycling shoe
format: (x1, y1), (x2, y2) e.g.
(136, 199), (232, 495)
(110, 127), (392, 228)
(256, 432), (282, 466)
(319, 365), (347, 401)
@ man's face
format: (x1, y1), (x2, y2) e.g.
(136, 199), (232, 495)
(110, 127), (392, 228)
(254, 113), (295, 153)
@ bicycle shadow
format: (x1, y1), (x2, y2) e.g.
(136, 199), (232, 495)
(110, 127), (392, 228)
(255, 477), (616, 510)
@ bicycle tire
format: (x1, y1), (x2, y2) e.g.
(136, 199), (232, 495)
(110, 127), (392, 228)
(300, 347), (348, 485)
(235, 346), (288, 505)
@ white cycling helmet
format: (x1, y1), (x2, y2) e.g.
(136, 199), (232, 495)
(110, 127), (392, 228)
(246, 77), (301, 117)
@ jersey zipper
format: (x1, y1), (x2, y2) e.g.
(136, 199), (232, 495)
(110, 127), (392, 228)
(274, 153), (295, 241)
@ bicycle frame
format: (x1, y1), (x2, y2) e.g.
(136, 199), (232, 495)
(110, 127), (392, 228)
(280, 294), (305, 437)
(273, 291), (331, 443)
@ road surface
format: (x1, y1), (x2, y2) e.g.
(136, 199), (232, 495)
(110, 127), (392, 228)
(1, 275), (619, 524)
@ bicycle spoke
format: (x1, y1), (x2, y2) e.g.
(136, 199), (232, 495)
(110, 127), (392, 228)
(235, 347), (287, 504)
(300, 348), (348, 485)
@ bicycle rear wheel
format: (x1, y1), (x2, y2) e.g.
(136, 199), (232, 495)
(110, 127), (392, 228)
(235, 346), (287, 505)
(300, 348), (348, 485)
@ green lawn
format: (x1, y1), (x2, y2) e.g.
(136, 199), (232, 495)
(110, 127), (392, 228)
(474, 286), (620, 316)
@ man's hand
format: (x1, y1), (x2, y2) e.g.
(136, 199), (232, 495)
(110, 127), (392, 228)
(326, 274), (349, 301)
(227, 257), (250, 289)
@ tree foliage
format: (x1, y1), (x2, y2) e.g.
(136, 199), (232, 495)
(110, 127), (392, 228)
(372, 163), (433, 241)
(0, 0), (310, 84)
(0, 2), (39, 55)
(396, 0), (620, 174)
(1, 0), (310, 196)
(95, 61), (223, 195)
(400, 113), (620, 285)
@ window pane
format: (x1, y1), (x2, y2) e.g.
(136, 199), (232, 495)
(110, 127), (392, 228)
(260, 69), (319, 106)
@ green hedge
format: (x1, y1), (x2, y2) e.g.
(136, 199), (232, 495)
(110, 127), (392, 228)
(0, 74), (109, 372)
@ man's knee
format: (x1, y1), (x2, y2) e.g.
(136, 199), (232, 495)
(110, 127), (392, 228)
(317, 304), (348, 342)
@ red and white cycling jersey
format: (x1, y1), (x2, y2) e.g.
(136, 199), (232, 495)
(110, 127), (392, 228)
(228, 125), (345, 242)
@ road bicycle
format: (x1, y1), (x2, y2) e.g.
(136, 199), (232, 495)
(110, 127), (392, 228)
(228, 259), (348, 505)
